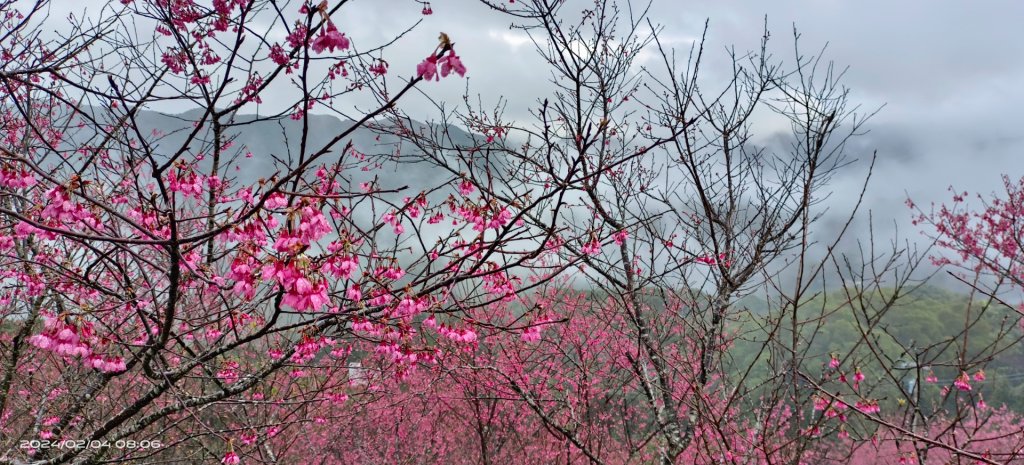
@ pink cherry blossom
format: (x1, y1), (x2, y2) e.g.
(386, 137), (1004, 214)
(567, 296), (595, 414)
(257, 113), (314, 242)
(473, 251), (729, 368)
(416, 55), (439, 81)
(311, 21), (350, 54)
(613, 229), (629, 245)
(221, 451), (240, 465)
(954, 372), (972, 391)
(581, 239), (602, 256)
(346, 285), (362, 302)
(438, 50), (466, 77)
(0, 164), (36, 188)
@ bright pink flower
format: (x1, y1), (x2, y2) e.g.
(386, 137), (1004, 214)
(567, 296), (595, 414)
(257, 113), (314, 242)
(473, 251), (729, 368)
(581, 239), (602, 256)
(329, 255), (358, 279)
(437, 325), (478, 344)
(297, 205), (331, 241)
(291, 336), (325, 363)
(264, 192), (287, 209)
(368, 60), (388, 75)
(28, 334), (53, 350)
(613, 230), (629, 246)
(416, 55), (439, 81)
(269, 44), (290, 65)
(217, 367), (238, 384)
(42, 187), (96, 226)
(161, 49), (187, 74)
(522, 319), (551, 342)
(854, 399), (880, 414)
(346, 285), (362, 302)
(282, 278), (330, 312)
(15, 221), (54, 240)
(240, 431), (257, 446)
(311, 21), (350, 54)
(396, 296), (426, 317)
(286, 25), (308, 49)
(272, 233), (304, 253)
(167, 169), (204, 199)
(954, 372), (972, 391)
(375, 266), (405, 281)
(0, 164), (36, 188)
(824, 403), (846, 419)
(221, 451), (240, 465)
(438, 50), (466, 77)
(351, 319), (375, 333)
(228, 257), (257, 299)
(99, 357), (126, 373)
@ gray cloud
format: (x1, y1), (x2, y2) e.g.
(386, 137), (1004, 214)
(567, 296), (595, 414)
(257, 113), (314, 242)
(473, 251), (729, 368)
(363, 0), (1024, 288)
(46, 0), (1024, 282)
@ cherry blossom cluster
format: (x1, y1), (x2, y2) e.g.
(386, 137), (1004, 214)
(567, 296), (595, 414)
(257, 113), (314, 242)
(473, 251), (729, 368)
(581, 238), (602, 256)
(695, 252), (730, 266)
(311, 21), (350, 54)
(521, 317), (552, 342)
(481, 269), (520, 302)
(417, 50), (467, 81)
(423, 316), (478, 344)
(27, 317), (126, 373)
(41, 187), (104, 231)
(261, 259), (330, 311)
(0, 163), (36, 188)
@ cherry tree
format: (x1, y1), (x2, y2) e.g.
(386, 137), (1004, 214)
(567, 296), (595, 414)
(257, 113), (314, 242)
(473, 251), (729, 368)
(917, 176), (1024, 305)
(0, 0), (574, 463)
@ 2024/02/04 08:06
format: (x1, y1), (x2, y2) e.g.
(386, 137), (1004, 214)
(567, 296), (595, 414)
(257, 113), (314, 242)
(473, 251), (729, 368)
(20, 439), (163, 450)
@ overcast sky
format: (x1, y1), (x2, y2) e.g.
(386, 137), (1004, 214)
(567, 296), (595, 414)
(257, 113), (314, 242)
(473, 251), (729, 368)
(56, 0), (1022, 211)
(336, 0), (1024, 246)
(45, 0), (1024, 251)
